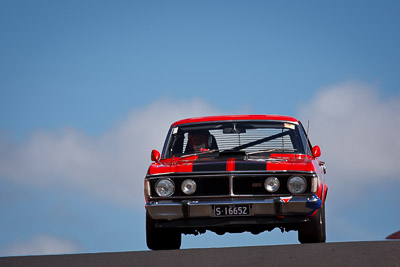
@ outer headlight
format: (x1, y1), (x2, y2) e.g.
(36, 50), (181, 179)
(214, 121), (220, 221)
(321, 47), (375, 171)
(264, 177), (280, 193)
(181, 179), (197, 195)
(287, 176), (307, 194)
(155, 179), (175, 197)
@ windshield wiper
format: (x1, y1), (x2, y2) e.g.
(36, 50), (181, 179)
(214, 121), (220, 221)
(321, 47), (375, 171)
(180, 149), (219, 159)
(246, 148), (297, 155)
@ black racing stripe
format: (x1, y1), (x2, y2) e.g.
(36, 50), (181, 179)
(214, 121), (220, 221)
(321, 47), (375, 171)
(192, 161), (227, 172)
(235, 161), (267, 171)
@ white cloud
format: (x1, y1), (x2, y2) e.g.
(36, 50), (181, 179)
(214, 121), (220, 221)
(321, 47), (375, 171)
(0, 98), (223, 206)
(0, 234), (82, 256)
(298, 82), (400, 241)
(299, 81), (400, 189)
(1, 86), (399, 246)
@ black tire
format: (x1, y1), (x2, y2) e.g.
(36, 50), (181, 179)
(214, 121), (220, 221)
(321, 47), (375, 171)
(298, 202), (326, 243)
(146, 211), (181, 250)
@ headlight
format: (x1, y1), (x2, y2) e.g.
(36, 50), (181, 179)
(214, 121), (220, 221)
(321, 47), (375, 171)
(155, 179), (175, 197)
(264, 177), (280, 193)
(181, 179), (197, 195)
(287, 176), (306, 194)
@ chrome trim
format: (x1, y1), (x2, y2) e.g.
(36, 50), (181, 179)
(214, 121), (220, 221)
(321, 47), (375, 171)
(146, 171), (317, 178)
(146, 195), (320, 221)
(147, 193), (313, 200)
(147, 172), (317, 200)
(229, 175), (234, 196)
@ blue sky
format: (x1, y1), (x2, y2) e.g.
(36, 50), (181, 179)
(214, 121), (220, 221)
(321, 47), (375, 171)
(1, 0), (400, 255)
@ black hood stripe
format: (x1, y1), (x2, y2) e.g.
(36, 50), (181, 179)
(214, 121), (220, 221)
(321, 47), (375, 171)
(235, 161), (267, 171)
(192, 161), (226, 172)
(192, 159), (267, 172)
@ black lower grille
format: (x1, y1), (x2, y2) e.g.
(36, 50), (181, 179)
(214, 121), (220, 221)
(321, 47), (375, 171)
(233, 176), (311, 195)
(150, 177), (229, 197)
(233, 176), (289, 194)
(195, 177), (229, 196)
(150, 174), (312, 197)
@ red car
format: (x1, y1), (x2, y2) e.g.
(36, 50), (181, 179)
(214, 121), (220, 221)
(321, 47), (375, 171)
(144, 115), (327, 250)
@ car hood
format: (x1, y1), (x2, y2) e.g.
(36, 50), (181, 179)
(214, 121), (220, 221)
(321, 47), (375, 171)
(148, 154), (316, 175)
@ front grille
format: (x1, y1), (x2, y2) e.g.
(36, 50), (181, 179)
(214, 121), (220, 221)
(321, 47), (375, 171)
(150, 176), (229, 197)
(233, 176), (291, 194)
(149, 174), (313, 198)
(196, 177), (229, 196)
(233, 175), (312, 195)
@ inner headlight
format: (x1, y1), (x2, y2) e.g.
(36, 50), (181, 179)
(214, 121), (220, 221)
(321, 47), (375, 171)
(155, 179), (175, 197)
(264, 177), (280, 193)
(287, 176), (307, 194)
(181, 179), (197, 195)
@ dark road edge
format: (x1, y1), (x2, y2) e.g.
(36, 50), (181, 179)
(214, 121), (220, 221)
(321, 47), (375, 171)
(1, 241), (400, 267)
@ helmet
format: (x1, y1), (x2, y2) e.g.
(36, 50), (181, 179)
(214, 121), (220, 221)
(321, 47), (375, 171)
(187, 130), (211, 152)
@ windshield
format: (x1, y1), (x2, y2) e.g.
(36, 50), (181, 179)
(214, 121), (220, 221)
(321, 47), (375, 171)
(162, 121), (308, 159)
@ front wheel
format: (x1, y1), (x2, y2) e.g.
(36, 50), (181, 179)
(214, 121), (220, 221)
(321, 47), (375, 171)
(146, 211), (181, 250)
(298, 202), (326, 243)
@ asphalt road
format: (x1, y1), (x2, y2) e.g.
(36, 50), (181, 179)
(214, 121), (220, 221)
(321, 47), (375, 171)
(1, 241), (399, 267)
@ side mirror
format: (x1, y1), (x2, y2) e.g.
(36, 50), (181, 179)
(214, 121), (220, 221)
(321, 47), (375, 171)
(151, 149), (160, 162)
(312, 145), (321, 158)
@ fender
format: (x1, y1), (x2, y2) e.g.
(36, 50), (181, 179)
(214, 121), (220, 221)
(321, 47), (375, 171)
(308, 185), (328, 218)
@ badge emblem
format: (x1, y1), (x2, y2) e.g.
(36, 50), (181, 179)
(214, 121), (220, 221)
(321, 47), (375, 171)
(280, 196), (292, 203)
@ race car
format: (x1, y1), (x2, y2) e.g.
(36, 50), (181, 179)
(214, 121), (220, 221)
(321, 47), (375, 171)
(144, 115), (327, 250)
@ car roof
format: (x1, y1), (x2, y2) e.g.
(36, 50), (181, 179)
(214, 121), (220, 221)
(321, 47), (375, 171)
(171, 115), (299, 127)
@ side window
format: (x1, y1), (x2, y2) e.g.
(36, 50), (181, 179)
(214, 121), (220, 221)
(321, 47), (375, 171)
(169, 133), (189, 157)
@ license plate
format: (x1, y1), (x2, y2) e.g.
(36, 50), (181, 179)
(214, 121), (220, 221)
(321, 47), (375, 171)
(214, 205), (250, 217)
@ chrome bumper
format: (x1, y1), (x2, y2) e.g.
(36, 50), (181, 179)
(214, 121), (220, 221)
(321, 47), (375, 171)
(146, 195), (321, 221)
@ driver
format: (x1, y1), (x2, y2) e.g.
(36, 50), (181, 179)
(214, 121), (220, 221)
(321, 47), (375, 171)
(187, 131), (210, 152)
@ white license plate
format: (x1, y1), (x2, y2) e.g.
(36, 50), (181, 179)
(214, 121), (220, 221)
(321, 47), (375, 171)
(214, 205), (250, 217)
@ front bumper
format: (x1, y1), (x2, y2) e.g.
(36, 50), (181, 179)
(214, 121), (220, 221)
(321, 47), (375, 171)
(146, 194), (321, 222)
